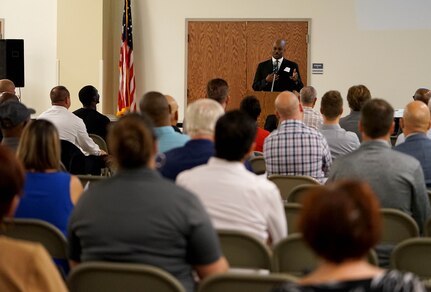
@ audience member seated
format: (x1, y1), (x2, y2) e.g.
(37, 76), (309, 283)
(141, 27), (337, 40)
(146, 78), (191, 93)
(0, 92), (19, 104)
(240, 95), (270, 152)
(0, 79), (16, 94)
(339, 84), (372, 141)
(394, 101), (431, 188)
(165, 94), (182, 133)
(327, 99), (431, 266)
(14, 119), (83, 236)
(0, 145), (67, 292)
(0, 101), (34, 153)
(38, 86), (107, 174)
(177, 110), (287, 246)
(273, 181), (426, 292)
(300, 86), (323, 130)
(319, 90), (360, 159)
(264, 91), (332, 183)
(207, 78), (230, 110)
(73, 85), (111, 141)
(159, 99), (224, 180)
(264, 114), (279, 132)
(139, 91), (189, 153)
(395, 88), (431, 145)
(68, 113), (228, 292)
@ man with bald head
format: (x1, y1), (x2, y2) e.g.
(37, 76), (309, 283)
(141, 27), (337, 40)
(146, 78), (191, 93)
(395, 101), (431, 187)
(263, 91), (332, 183)
(252, 39), (303, 93)
(0, 79), (16, 94)
(139, 91), (189, 153)
(165, 95), (182, 133)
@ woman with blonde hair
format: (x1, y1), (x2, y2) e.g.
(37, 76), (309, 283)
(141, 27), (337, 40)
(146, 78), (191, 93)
(14, 119), (83, 236)
(0, 145), (67, 291)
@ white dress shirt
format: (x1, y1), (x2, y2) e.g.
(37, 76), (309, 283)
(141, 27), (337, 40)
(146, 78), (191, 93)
(38, 105), (101, 156)
(176, 157), (287, 245)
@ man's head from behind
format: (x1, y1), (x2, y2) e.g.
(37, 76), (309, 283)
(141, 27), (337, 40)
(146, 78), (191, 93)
(165, 95), (179, 126)
(275, 91), (303, 121)
(185, 99), (224, 138)
(0, 101), (35, 136)
(79, 85), (100, 108)
(360, 99), (394, 140)
(300, 86), (317, 107)
(206, 78), (229, 109)
(347, 85), (371, 111)
(320, 90), (343, 121)
(50, 86), (71, 108)
(139, 91), (170, 127)
(0, 79), (16, 94)
(401, 101), (431, 136)
(240, 95), (261, 121)
(413, 88), (431, 105)
(215, 110), (257, 162)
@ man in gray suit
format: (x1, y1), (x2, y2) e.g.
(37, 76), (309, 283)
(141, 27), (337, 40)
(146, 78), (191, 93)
(328, 98), (430, 232)
(327, 98), (431, 266)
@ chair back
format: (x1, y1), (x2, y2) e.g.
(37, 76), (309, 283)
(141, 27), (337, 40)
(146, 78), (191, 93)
(286, 185), (318, 204)
(390, 238), (431, 279)
(425, 217), (431, 237)
(380, 209), (419, 245)
(268, 175), (320, 201)
(1, 218), (67, 259)
(249, 156), (266, 175)
(68, 262), (185, 292)
(77, 174), (107, 189)
(60, 139), (87, 174)
(272, 233), (318, 276)
(89, 133), (108, 153)
(217, 230), (272, 270)
(198, 272), (297, 292)
(284, 203), (302, 235)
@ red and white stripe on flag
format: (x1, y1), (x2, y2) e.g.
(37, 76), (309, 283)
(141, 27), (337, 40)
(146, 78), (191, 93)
(117, 0), (136, 115)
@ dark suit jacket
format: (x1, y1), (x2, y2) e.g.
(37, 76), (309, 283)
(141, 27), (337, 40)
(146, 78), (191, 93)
(394, 133), (431, 188)
(252, 58), (303, 92)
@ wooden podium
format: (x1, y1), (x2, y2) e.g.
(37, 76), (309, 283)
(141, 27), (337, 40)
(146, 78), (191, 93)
(245, 90), (280, 128)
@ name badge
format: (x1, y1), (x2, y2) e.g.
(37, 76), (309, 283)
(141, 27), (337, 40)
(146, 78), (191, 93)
(284, 67), (291, 73)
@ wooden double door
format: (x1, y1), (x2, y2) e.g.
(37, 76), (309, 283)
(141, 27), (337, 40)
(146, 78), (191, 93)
(186, 20), (309, 111)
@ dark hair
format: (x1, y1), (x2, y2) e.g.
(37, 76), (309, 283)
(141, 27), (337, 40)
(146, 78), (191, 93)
(240, 95), (261, 121)
(50, 86), (70, 103)
(17, 119), (61, 171)
(0, 145), (25, 222)
(264, 114), (278, 132)
(299, 181), (381, 263)
(361, 99), (394, 138)
(139, 91), (170, 126)
(207, 78), (229, 104)
(108, 113), (155, 169)
(347, 85), (371, 111)
(79, 85), (98, 106)
(413, 88), (431, 105)
(215, 110), (257, 161)
(321, 90), (343, 119)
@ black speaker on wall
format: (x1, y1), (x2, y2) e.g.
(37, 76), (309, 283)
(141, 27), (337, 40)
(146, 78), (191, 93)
(0, 39), (25, 87)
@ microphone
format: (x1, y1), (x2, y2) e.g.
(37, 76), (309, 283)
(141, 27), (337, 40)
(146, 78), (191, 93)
(271, 60), (279, 92)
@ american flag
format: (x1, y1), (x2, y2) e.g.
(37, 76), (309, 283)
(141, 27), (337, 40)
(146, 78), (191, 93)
(118, 0), (136, 114)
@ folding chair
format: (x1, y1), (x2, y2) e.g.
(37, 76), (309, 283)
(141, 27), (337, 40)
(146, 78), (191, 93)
(268, 175), (320, 201)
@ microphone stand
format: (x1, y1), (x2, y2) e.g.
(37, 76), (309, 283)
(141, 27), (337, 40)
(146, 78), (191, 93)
(270, 63), (278, 92)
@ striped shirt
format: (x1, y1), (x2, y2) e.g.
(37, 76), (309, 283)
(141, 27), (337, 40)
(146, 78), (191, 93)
(302, 106), (323, 130)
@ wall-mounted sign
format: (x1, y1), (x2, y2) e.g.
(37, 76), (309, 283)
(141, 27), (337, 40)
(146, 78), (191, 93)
(312, 63), (323, 75)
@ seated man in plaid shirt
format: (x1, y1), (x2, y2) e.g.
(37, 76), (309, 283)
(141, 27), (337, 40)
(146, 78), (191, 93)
(263, 91), (332, 183)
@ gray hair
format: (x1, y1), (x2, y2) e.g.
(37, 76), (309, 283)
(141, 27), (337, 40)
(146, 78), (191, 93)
(185, 99), (224, 137)
(300, 86), (317, 105)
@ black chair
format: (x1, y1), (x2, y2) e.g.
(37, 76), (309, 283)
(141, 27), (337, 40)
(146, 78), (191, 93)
(60, 140), (104, 175)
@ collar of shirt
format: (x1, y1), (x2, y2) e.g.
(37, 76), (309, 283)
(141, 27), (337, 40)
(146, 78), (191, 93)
(280, 119), (306, 128)
(272, 57), (283, 69)
(154, 126), (176, 136)
(320, 124), (342, 130)
(208, 157), (246, 171)
(361, 139), (391, 149)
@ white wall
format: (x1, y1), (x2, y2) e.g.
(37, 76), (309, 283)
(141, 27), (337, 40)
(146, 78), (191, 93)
(131, 0), (431, 119)
(2, 0), (430, 117)
(0, 0), (57, 114)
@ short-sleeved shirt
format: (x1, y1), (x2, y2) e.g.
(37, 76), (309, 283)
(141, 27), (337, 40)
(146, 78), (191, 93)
(264, 120), (332, 183)
(68, 167), (222, 292)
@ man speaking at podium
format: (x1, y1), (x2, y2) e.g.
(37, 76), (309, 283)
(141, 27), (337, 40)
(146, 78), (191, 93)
(252, 39), (303, 93)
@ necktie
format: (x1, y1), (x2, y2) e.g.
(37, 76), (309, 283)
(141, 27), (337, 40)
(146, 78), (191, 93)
(273, 60), (279, 73)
